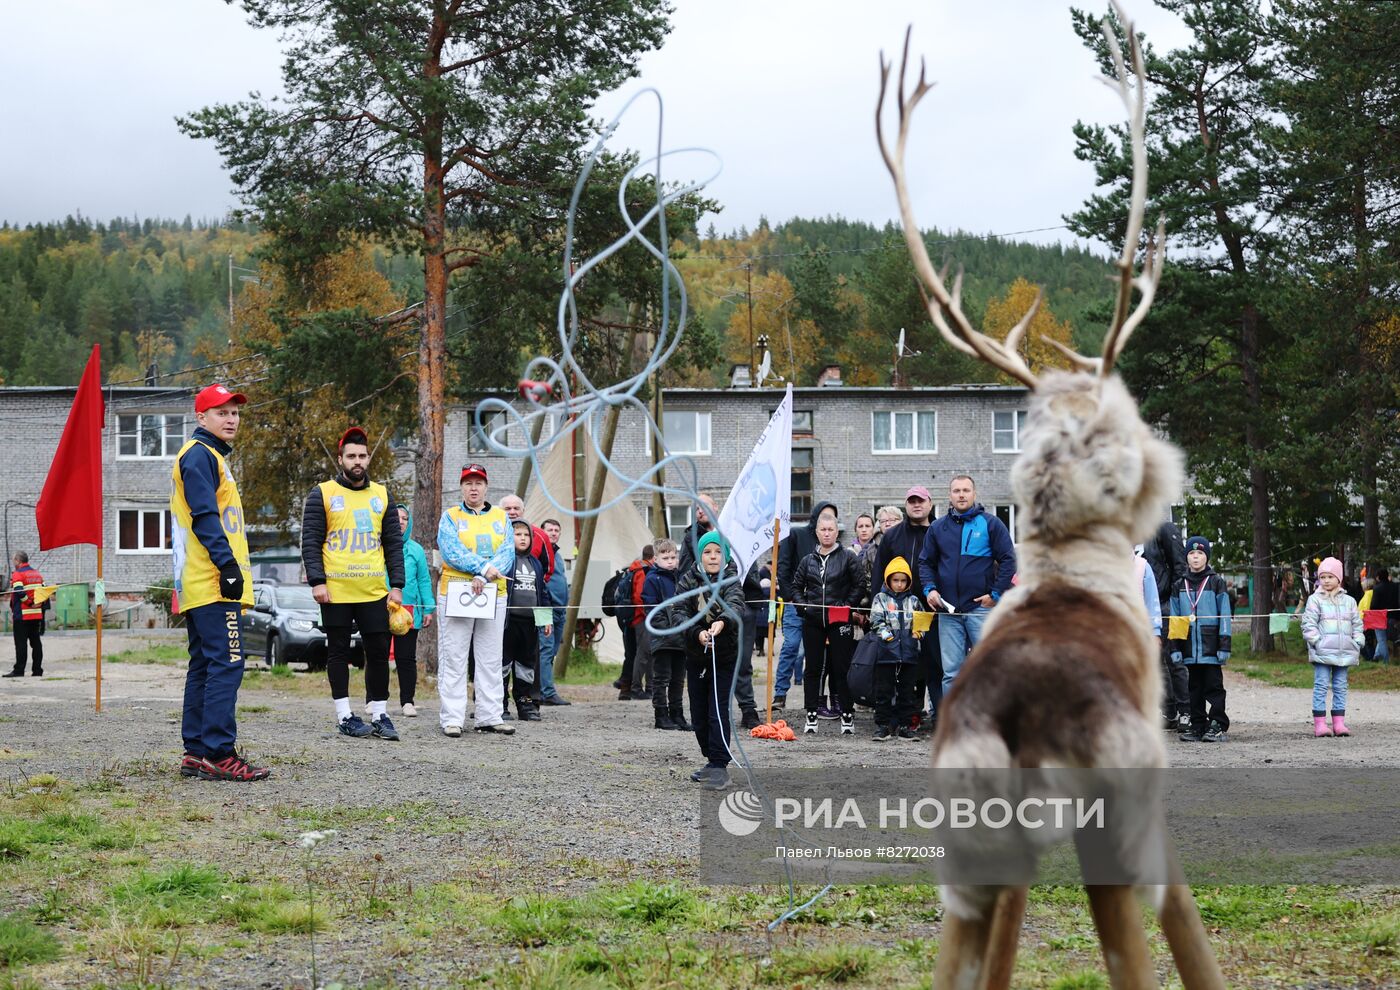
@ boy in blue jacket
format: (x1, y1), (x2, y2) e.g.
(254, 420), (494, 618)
(1168, 536), (1232, 743)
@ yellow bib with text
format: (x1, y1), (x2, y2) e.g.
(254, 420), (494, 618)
(439, 504), (510, 597)
(318, 480), (390, 603)
(170, 438), (253, 612)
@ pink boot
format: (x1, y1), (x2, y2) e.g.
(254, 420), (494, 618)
(1313, 716), (1332, 738)
(1332, 715), (1350, 737)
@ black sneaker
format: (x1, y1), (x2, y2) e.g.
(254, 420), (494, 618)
(371, 715), (400, 741)
(1178, 727), (1203, 742)
(339, 714), (373, 738)
(501, 709), (515, 721)
(840, 713), (854, 735)
(898, 726), (919, 740)
(701, 767), (731, 791)
(690, 765), (710, 782)
(1, 670), (22, 678)
(520, 708), (542, 722)
(771, 695), (786, 710)
(1162, 714), (1179, 731)
(1201, 721), (1228, 743)
(873, 726), (893, 742)
(740, 709), (761, 731)
(804, 712), (818, 735)
(542, 695), (572, 706)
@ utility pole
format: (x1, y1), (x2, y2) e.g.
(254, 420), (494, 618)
(744, 261), (755, 379)
(228, 253), (234, 326)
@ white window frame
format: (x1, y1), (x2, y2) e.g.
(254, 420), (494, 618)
(116, 413), (189, 459)
(993, 409), (1028, 453)
(871, 410), (937, 455)
(993, 504), (1018, 544)
(116, 508), (172, 555)
(651, 411), (711, 457)
(467, 410), (509, 455)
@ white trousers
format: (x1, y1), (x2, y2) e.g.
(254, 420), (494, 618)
(437, 593), (506, 729)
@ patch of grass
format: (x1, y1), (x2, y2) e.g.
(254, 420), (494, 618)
(217, 881), (326, 934)
(269, 664), (294, 679)
(554, 646), (618, 686)
(1233, 654), (1400, 691)
(237, 704), (272, 714)
(1049, 973), (1109, 990)
(1353, 913), (1399, 955)
(767, 943), (879, 983)
(104, 644), (186, 665)
(604, 881), (697, 927)
(493, 895), (586, 947)
(0, 914), (61, 967)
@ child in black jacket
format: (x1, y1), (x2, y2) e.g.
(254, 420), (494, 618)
(642, 538), (690, 731)
(668, 532), (745, 790)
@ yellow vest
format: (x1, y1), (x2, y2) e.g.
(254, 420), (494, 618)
(170, 438), (253, 611)
(317, 479), (391, 603)
(439, 503), (510, 596)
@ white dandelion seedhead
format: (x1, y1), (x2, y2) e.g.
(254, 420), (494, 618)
(298, 829), (338, 849)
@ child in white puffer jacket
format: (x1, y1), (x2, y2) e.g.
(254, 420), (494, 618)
(1301, 557), (1363, 738)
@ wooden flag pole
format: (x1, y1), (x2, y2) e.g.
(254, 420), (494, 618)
(764, 519), (781, 725)
(95, 548), (103, 713)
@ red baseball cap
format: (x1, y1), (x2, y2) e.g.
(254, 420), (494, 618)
(194, 383), (248, 413)
(460, 463), (488, 482)
(905, 486), (932, 502)
(339, 426), (369, 450)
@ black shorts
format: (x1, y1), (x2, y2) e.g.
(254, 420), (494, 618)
(319, 597), (390, 634)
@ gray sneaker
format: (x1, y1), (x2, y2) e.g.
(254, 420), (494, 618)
(475, 722), (517, 735)
(701, 767), (731, 791)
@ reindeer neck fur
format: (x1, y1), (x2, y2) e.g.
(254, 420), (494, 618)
(1010, 370), (1183, 607)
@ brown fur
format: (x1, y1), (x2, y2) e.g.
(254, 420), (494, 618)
(932, 583), (1154, 769)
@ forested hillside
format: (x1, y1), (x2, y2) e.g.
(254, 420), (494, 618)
(0, 213), (1113, 390)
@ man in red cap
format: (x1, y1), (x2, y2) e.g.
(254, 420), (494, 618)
(300, 427), (405, 740)
(170, 383), (270, 782)
(873, 485), (942, 729)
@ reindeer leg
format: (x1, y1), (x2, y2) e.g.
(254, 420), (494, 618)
(935, 909), (994, 990)
(1159, 885), (1225, 990)
(1085, 886), (1158, 990)
(981, 885), (1027, 990)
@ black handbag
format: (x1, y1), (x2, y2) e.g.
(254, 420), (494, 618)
(846, 631), (879, 707)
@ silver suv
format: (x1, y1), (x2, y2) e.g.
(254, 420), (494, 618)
(246, 582), (361, 669)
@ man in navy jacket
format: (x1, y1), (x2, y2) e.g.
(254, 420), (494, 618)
(918, 475), (1016, 697)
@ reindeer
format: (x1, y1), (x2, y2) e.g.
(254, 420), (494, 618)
(877, 5), (1225, 989)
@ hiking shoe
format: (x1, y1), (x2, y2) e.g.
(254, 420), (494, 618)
(198, 753), (270, 782)
(542, 695), (573, 706)
(873, 726), (893, 742)
(633, 689), (653, 700)
(804, 712), (818, 735)
(1178, 727), (1203, 742)
(520, 708), (542, 722)
(612, 678), (625, 689)
(690, 765), (710, 782)
(443, 724), (462, 738)
(475, 723), (516, 735)
(371, 715), (400, 741)
(770, 695), (786, 710)
(740, 709), (761, 731)
(817, 705), (840, 720)
(655, 712), (680, 730)
(1177, 714), (1192, 734)
(670, 710), (694, 732)
(840, 713), (854, 735)
(339, 714), (373, 738)
(898, 726), (918, 740)
(179, 754), (210, 778)
(701, 767), (731, 791)
(501, 709), (515, 721)
(1201, 721), (1228, 743)
(401, 702), (417, 718)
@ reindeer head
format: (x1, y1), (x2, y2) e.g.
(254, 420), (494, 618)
(876, 1), (1179, 548)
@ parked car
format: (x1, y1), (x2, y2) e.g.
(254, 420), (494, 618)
(245, 582), (361, 669)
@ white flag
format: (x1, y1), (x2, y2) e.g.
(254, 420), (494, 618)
(718, 384), (793, 577)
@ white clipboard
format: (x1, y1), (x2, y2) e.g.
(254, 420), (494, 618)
(445, 581), (497, 619)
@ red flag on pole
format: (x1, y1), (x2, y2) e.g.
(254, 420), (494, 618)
(36, 344), (105, 550)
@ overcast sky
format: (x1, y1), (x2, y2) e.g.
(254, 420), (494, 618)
(0, 1), (1193, 251)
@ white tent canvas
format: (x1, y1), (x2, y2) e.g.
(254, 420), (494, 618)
(520, 431), (657, 664)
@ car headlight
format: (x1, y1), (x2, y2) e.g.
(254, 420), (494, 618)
(287, 619), (315, 632)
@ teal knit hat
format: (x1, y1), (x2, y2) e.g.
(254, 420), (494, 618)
(696, 530), (730, 564)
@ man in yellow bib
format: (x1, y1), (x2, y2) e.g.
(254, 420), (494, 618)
(300, 427), (405, 740)
(436, 463), (515, 736)
(171, 383), (270, 782)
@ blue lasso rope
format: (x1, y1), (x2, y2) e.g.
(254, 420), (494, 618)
(473, 87), (835, 932)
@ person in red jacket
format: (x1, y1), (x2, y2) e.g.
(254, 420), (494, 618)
(5, 553), (45, 678)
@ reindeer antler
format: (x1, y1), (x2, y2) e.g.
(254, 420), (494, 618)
(876, 0), (1163, 385)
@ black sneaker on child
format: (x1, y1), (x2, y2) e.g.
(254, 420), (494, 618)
(1178, 727), (1203, 742)
(1201, 720), (1228, 743)
(873, 726), (893, 742)
(371, 715), (400, 741)
(339, 713), (373, 738)
(840, 713), (854, 735)
(520, 708), (542, 723)
(897, 726), (918, 740)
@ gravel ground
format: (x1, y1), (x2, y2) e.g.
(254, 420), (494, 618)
(3, 631), (1399, 988)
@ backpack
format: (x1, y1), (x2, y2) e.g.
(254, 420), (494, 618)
(846, 632), (880, 707)
(601, 567), (630, 618)
(612, 564), (651, 626)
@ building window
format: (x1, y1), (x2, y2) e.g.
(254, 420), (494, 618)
(792, 449), (814, 519)
(773, 409), (815, 437)
(994, 504), (1018, 544)
(117, 509), (171, 553)
(872, 411), (936, 454)
(468, 410), (507, 454)
(661, 411), (711, 456)
(117, 414), (188, 459)
(993, 410), (1028, 452)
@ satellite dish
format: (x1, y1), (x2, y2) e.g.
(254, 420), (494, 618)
(756, 350), (772, 386)
(897, 327), (906, 357)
